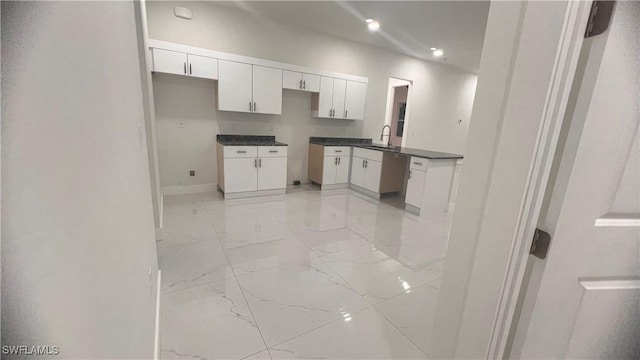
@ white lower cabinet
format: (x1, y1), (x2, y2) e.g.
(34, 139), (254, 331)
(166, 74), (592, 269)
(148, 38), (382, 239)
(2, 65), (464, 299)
(405, 168), (426, 209)
(224, 158), (258, 193)
(222, 145), (287, 198)
(322, 155), (351, 185)
(350, 148), (383, 194)
(258, 157), (287, 190)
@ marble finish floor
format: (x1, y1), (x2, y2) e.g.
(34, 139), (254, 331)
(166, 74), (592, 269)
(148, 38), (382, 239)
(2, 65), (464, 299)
(158, 186), (451, 359)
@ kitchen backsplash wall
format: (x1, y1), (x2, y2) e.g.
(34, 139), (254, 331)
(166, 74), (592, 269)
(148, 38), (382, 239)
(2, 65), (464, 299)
(154, 74), (362, 187)
(147, 1), (478, 189)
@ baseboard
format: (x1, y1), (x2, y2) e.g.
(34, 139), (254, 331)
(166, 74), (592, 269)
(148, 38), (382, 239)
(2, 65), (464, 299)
(321, 183), (350, 191)
(405, 203), (421, 215)
(224, 188), (286, 200)
(155, 227), (164, 241)
(154, 269), (162, 360)
(162, 183), (216, 196)
(349, 184), (381, 199)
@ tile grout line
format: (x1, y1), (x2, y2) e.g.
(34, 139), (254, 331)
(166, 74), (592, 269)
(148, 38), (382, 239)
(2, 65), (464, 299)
(200, 197), (275, 360)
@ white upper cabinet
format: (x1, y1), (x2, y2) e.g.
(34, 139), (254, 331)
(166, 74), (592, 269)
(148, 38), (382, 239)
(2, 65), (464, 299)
(252, 65), (282, 115)
(283, 70), (320, 92)
(218, 61), (282, 114)
(218, 60), (253, 113)
(152, 48), (188, 76)
(314, 77), (366, 120)
(187, 54), (218, 80)
(332, 78), (347, 119)
(152, 49), (218, 80)
(344, 81), (367, 120)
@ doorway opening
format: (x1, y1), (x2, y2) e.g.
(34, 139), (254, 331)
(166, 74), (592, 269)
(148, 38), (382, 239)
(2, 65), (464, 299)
(384, 78), (412, 148)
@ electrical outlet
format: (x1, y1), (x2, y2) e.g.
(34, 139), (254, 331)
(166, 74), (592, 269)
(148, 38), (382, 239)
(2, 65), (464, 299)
(189, 170), (195, 176)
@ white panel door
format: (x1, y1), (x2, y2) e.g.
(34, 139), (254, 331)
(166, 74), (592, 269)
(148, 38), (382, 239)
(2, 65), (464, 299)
(302, 73), (321, 92)
(218, 60), (253, 113)
(252, 65), (282, 114)
(350, 156), (366, 188)
(317, 76), (334, 118)
(224, 158), (258, 193)
(335, 155), (351, 184)
(363, 160), (382, 193)
(257, 157), (287, 190)
(515, 4), (640, 359)
(344, 81), (367, 120)
(152, 48), (187, 76)
(282, 70), (302, 90)
(332, 78), (347, 119)
(322, 156), (337, 185)
(187, 54), (218, 80)
(405, 169), (426, 208)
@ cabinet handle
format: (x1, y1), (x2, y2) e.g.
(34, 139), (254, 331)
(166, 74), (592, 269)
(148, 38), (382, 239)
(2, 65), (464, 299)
(335, 157), (338, 165)
(236, 150), (247, 154)
(303, 80), (306, 89)
(362, 160), (365, 168)
(338, 157), (341, 164)
(259, 158), (262, 168)
(269, 150), (278, 153)
(345, 110), (348, 118)
(299, 79), (303, 89)
(335, 150), (342, 153)
(254, 159), (257, 168)
(253, 102), (257, 112)
(189, 63), (192, 75)
(413, 162), (423, 166)
(409, 170), (412, 179)
(365, 160), (368, 168)
(184, 62), (187, 74)
(249, 101), (253, 112)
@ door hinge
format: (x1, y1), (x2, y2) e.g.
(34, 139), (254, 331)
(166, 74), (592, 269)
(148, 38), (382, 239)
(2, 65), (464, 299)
(530, 228), (551, 259)
(585, 1), (615, 38)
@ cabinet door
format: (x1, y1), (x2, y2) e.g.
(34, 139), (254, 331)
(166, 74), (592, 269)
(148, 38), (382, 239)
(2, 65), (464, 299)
(344, 81), (367, 120)
(258, 157), (287, 190)
(363, 160), (382, 193)
(224, 158), (258, 193)
(187, 54), (218, 80)
(335, 155), (351, 184)
(282, 70), (303, 90)
(332, 78), (347, 119)
(405, 169), (426, 208)
(152, 48), (188, 76)
(302, 73), (321, 92)
(218, 60), (253, 113)
(350, 156), (366, 188)
(252, 65), (282, 114)
(322, 156), (337, 185)
(317, 77), (334, 118)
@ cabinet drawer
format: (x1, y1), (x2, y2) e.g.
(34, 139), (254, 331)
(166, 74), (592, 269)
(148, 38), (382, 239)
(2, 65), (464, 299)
(353, 147), (383, 162)
(409, 157), (428, 171)
(323, 146), (350, 156)
(258, 146), (288, 158)
(224, 146), (258, 158)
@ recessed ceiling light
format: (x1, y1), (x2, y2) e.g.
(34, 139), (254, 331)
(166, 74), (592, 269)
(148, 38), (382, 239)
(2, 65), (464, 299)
(367, 21), (380, 31)
(365, 18), (374, 23)
(433, 49), (444, 57)
(430, 47), (437, 51)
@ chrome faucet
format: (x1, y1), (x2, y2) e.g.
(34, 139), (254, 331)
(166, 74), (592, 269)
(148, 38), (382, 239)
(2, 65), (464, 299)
(380, 125), (392, 146)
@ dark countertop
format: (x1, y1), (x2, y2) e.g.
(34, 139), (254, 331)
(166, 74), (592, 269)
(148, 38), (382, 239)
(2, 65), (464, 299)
(217, 134), (287, 146)
(354, 144), (463, 160)
(309, 137), (373, 146)
(308, 137), (462, 160)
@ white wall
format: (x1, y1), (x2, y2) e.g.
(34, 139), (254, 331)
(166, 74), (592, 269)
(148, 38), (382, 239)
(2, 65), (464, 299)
(145, 1), (478, 188)
(1, 2), (158, 358)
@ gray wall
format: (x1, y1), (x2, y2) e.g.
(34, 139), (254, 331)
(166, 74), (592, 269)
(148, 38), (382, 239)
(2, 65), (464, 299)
(1, 2), (158, 358)
(146, 1), (478, 188)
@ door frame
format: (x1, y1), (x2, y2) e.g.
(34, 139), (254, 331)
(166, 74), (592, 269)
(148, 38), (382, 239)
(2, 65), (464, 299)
(383, 77), (412, 147)
(432, 1), (595, 358)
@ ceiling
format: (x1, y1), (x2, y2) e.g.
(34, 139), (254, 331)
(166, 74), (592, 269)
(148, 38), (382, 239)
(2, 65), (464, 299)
(217, 1), (490, 73)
